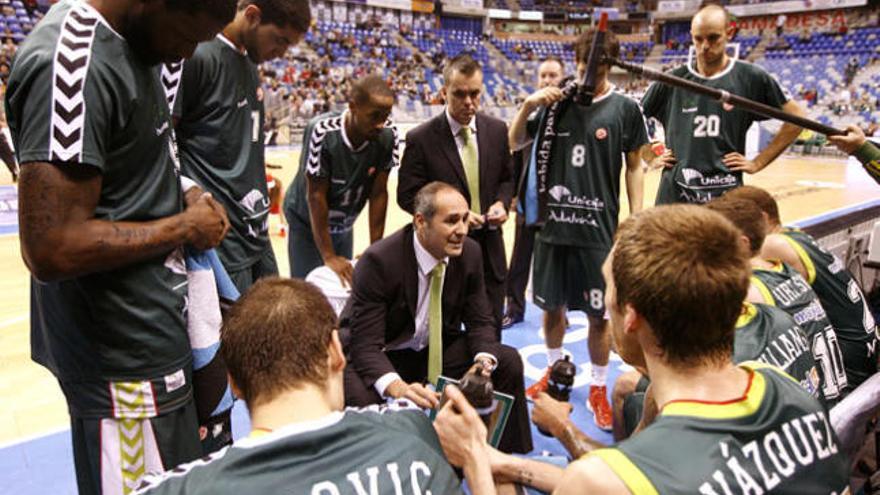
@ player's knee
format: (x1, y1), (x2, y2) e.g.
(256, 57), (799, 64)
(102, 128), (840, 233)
(612, 370), (641, 406)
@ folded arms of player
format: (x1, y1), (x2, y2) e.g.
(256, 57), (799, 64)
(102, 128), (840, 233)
(18, 162), (229, 281)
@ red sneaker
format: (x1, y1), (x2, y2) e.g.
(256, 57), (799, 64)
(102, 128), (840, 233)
(526, 367), (552, 399)
(587, 385), (613, 431)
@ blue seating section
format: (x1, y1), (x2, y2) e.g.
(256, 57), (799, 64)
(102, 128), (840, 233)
(0, 0), (37, 42)
(307, 20), (411, 66)
(765, 27), (880, 59)
(491, 38), (653, 65)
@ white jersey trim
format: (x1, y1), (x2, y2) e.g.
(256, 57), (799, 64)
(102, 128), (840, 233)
(48, 1), (99, 163)
(685, 57), (737, 81)
(306, 114), (344, 176)
(234, 411), (346, 449)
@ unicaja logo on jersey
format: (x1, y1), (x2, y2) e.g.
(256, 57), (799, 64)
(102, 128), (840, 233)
(239, 189), (268, 213)
(681, 168), (738, 186)
(681, 168), (704, 184)
(548, 185), (572, 202)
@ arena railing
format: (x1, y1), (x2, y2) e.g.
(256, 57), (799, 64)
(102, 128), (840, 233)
(794, 199), (880, 292)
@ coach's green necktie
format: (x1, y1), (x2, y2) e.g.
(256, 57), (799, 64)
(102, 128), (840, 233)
(427, 262), (446, 385)
(460, 127), (481, 214)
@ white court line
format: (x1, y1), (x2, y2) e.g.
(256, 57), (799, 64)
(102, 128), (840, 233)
(0, 314), (27, 328)
(0, 425), (70, 451)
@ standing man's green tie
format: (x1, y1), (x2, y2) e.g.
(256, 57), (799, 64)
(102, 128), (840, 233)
(427, 262), (446, 384)
(460, 127), (480, 214)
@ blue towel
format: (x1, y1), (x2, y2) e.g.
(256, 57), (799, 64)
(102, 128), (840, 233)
(185, 248), (239, 420)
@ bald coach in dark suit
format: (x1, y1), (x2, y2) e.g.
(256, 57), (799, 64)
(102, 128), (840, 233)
(397, 55), (514, 337)
(341, 183), (532, 455)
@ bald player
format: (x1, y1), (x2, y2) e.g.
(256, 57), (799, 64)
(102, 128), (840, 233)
(642, 4), (805, 204)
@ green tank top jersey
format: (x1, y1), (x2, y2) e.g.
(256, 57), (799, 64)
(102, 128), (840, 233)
(527, 90), (648, 249)
(752, 262), (848, 404)
(735, 303), (821, 400)
(6, 0), (190, 401)
(781, 227), (879, 389)
(588, 363), (848, 495)
(135, 404), (464, 495)
(641, 60), (789, 204)
(283, 111), (398, 234)
(175, 36), (270, 272)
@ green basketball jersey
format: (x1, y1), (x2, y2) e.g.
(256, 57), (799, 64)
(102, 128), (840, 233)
(174, 36), (270, 272)
(752, 262), (847, 403)
(735, 303), (821, 400)
(780, 227), (879, 389)
(135, 404), (464, 495)
(589, 364), (848, 495)
(283, 111), (398, 234)
(641, 60), (789, 204)
(528, 90), (648, 249)
(6, 0), (191, 407)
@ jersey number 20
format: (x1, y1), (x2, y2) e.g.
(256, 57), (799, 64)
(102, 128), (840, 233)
(693, 115), (720, 138)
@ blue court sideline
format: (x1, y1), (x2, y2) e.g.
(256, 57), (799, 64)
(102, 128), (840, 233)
(0, 305), (624, 493)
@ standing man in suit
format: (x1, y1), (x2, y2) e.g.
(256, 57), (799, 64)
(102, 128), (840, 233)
(342, 182), (532, 455)
(398, 54), (514, 336)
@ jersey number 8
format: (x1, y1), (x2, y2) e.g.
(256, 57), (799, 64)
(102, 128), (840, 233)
(693, 115), (720, 138)
(571, 144), (586, 168)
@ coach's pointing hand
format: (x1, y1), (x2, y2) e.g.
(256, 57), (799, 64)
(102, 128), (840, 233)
(184, 192), (229, 250)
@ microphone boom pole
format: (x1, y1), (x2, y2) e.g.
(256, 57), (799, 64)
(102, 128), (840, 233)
(606, 57), (844, 136)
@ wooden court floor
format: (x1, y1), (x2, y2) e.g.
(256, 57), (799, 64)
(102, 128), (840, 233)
(0, 150), (877, 447)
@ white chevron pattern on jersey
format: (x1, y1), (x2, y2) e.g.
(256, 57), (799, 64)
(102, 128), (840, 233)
(387, 119), (401, 169)
(160, 62), (184, 172)
(49, 3), (98, 163)
(161, 61), (183, 110)
(305, 115), (343, 176)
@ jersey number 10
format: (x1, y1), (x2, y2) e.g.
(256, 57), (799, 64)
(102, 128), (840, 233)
(812, 328), (848, 400)
(693, 115), (720, 138)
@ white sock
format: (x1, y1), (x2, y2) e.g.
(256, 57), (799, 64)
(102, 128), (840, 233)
(547, 347), (563, 367)
(591, 364), (608, 387)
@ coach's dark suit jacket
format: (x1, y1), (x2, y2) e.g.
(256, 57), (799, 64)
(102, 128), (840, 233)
(343, 224), (499, 387)
(340, 224), (532, 454)
(397, 111), (514, 330)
